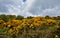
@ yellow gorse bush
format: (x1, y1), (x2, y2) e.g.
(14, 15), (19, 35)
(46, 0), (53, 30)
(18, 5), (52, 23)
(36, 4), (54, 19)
(47, 19), (56, 23)
(0, 16), (60, 38)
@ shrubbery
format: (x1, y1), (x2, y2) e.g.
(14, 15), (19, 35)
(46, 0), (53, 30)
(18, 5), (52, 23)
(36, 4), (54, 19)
(0, 14), (60, 38)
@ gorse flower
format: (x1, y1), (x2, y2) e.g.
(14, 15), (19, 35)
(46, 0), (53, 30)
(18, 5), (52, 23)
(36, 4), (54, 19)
(47, 19), (56, 23)
(0, 16), (60, 38)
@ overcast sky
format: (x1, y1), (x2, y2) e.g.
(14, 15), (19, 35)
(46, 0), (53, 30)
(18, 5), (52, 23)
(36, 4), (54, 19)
(0, 0), (60, 17)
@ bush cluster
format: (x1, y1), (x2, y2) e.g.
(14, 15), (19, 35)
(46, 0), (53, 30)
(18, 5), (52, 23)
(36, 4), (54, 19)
(0, 15), (60, 38)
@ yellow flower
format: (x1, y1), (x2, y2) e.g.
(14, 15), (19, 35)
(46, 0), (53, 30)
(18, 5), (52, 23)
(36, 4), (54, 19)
(8, 29), (13, 34)
(55, 25), (60, 28)
(55, 35), (59, 38)
(30, 24), (33, 28)
(47, 19), (56, 23)
(8, 25), (11, 27)
(16, 26), (22, 29)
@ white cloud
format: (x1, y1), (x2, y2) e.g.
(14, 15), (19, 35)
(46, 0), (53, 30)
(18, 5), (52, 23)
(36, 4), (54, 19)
(42, 6), (60, 16)
(0, 0), (35, 17)
(28, 0), (60, 16)
(0, 0), (60, 17)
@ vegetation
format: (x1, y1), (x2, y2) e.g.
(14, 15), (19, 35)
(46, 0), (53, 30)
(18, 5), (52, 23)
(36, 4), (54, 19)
(0, 14), (60, 38)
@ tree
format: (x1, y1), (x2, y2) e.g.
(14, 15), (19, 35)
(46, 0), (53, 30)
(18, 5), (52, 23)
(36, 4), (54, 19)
(16, 15), (24, 20)
(45, 15), (50, 19)
(0, 14), (9, 22)
(56, 16), (60, 20)
(27, 16), (33, 19)
(7, 15), (16, 20)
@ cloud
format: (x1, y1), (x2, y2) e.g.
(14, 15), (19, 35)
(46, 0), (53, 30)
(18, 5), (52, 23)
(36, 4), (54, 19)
(28, 0), (60, 16)
(0, 0), (35, 17)
(42, 6), (60, 16)
(0, 0), (60, 17)
(0, 0), (21, 13)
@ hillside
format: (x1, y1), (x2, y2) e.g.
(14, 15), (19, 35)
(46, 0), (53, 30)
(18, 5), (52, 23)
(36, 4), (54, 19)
(0, 14), (60, 38)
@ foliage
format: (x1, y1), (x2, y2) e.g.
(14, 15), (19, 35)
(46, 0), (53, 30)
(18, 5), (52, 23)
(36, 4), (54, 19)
(0, 14), (9, 22)
(16, 15), (24, 20)
(0, 15), (60, 38)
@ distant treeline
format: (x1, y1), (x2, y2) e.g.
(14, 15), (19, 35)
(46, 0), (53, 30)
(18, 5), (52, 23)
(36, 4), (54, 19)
(0, 14), (60, 22)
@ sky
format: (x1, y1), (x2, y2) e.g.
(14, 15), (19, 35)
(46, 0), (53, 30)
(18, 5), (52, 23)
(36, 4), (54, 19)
(0, 0), (60, 17)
